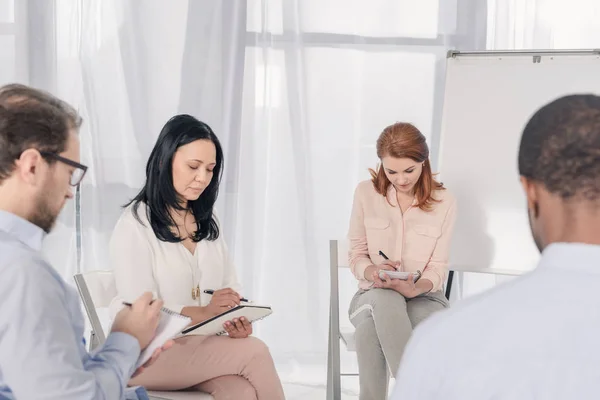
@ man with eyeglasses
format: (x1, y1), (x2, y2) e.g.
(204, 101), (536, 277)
(0, 84), (169, 399)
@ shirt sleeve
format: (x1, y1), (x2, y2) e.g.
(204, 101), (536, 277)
(0, 260), (140, 400)
(421, 194), (457, 292)
(390, 320), (442, 400)
(110, 216), (186, 314)
(347, 184), (374, 281)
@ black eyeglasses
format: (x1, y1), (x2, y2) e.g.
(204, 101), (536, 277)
(39, 151), (88, 186)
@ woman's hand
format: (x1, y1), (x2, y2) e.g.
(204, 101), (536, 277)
(363, 260), (401, 282)
(223, 317), (252, 338)
(205, 288), (241, 317)
(374, 275), (433, 299)
(183, 288), (242, 324)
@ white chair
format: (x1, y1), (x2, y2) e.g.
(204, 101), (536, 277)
(73, 271), (214, 400)
(326, 240), (528, 399)
(326, 240), (358, 400)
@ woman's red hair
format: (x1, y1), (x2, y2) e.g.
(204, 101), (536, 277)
(369, 122), (444, 211)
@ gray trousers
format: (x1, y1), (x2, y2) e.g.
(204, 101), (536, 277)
(348, 288), (449, 400)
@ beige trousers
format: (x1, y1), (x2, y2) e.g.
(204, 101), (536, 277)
(130, 335), (285, 400)
(349, 288), (449, 400)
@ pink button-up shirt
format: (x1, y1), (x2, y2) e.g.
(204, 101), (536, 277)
(347, 180), (457, 291)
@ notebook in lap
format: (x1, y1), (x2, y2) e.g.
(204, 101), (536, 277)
(181, 304), (272, 336)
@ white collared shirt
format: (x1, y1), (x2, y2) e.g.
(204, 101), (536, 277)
(109, 203), (241, 318)
(391, 242), (600, 400)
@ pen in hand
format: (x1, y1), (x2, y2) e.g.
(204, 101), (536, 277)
(379, 250), (423, 283)
(122, 300), (168, 313)
(378, 250), (399, 271)
(122, 301), (156, 307)
(203, 289), (250, 303)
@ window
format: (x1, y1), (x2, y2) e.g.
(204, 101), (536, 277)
(0, 0), (24, 85)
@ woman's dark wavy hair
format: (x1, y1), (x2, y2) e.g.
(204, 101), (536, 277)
(127, 114), (223, 242)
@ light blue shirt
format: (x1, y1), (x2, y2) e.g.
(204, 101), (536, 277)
(391, 242), (600, 400)
(0, 210), (142, 399)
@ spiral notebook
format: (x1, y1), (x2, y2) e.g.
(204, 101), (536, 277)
(181, 304), (272, 336)
(136, 307), (191, 369)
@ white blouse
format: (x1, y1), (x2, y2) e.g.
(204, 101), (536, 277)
(108, 203), (241, 318)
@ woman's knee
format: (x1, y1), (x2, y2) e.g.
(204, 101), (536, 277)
(368, 288), (406, 307)
(243, 336), (271, 358)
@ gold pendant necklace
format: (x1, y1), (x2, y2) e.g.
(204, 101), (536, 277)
(191, 284), (200, 300)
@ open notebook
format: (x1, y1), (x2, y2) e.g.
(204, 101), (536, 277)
(181, 304), (272, 336)
(136, 308), (191, 369)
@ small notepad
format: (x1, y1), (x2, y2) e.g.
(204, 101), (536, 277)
(378, 270), (421, 282)
(136, 308), (191, 369)
(181, 304), (272, 336)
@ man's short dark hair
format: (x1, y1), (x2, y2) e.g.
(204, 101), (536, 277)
(0, 84), (82, 183)
(518, 94), (600, 201)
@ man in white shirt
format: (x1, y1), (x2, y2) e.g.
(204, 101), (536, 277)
(391, 94), (600, 400)
(0, 84), (168, 399)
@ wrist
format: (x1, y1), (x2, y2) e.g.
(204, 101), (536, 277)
(415, 279), (433, 295)
(198, 305), (216, 319)
(182, 306), (212, 324)
(363, 265), (376, 281)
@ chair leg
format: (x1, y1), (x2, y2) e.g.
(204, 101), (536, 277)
(327, 311), (341, 399)
(327, 313), (334, 400)
(328, 240), (342, 400)
(332, 342), (341, 400)
(89, 331), (100, 352)
(445, 270), (455, 300)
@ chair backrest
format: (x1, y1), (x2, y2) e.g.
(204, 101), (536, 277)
(333, 239), (350, 269)
(329, 239), (346, 309)
(329, 239), (349, 340)
(73, 270), (118, 346)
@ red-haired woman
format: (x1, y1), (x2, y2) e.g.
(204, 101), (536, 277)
(347, 122), (457, 399)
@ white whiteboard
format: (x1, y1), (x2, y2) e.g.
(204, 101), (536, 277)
(438, 51), (600, 273)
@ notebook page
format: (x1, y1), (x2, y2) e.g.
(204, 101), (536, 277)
(136, 308), (191, 369)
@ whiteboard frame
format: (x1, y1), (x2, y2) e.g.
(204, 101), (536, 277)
(447, 49), (600, 58)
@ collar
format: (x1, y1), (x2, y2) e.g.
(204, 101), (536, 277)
(0, 209), (46, 251)
(540, 242), (600, 274)
(385, 185), (417, 207)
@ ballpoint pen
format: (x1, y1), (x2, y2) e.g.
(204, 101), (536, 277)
(203, 289), (250, 303)
(379, 250), (421, 281)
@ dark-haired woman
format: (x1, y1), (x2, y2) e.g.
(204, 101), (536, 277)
(108, 115), (285, 400)
(347, 122), (456, 400)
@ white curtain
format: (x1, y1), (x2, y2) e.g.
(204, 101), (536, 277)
(5, 0), (599, 390)
(487, 0), (600, 49)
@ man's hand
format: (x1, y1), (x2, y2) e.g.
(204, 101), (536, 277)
(111, 292), (162, 350)
(131, 340), (174, 378)
(364, 260), (401, 282)
(223, 317), (252, 338)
